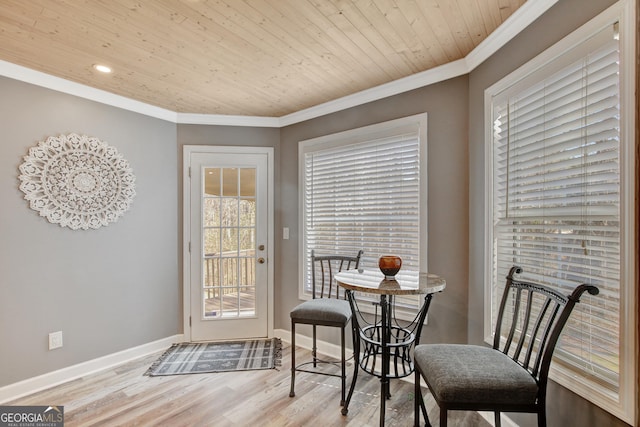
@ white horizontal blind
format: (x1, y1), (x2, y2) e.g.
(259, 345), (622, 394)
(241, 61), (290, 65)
(491, 25), (620, 388)
(303, 133), (421, 308)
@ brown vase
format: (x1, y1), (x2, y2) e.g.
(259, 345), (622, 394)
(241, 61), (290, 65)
(378, 255), (402, 278)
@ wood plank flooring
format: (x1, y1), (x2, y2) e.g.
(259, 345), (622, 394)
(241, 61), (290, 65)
(8, 343), (491, 426)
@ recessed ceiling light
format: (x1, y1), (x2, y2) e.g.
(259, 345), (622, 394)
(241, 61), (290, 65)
(93, 64), (112, 73)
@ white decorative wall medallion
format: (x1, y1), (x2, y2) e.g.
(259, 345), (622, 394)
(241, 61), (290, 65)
(18, 133), (136, 230)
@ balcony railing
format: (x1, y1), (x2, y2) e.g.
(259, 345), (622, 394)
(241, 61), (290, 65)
(204, 249), (256, 288)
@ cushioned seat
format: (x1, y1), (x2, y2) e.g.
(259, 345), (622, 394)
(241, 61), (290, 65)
(414, 344), (538, 405)
(290, 298), (352, 326)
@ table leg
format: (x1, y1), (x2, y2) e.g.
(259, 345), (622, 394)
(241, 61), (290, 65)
(385, 296), (394, 400)
(342, 290), (360, 416)
(415, 294), (433, 425)
(379, 294), (389, 427)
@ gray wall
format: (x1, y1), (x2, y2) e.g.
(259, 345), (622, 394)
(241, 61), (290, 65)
(279, 75), (470, 344)
(467, 0), (629, 425)
(0, 77), (179, 387)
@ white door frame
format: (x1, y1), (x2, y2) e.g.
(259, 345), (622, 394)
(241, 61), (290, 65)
(183, 145), (274, 341)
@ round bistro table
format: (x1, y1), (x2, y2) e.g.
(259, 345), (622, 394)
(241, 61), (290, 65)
(336, 269), (446, 427)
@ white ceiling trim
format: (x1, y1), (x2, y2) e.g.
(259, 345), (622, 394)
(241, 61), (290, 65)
(0, 59), (178, 122)
(465, 0), (560, 70)
(177, 113), (280, 128)
(279, 59), (468, 127)
(0, 0), (558, 128)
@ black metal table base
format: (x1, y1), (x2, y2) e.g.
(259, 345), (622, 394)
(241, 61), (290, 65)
(342, 291), (433, 426)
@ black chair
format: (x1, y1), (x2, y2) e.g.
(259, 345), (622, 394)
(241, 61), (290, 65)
(289, 249), (363, 406)
(413, 266), (599, 427)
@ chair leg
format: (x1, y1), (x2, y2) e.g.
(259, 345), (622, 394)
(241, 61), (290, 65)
(420, 392), (429, 426)
(312, 324), (317, 367)
(538, 406), (547, 427)
(494, 411), (501, 427)
(414, 369), (420, 426)
(440, 408), (447, 427)
(289, 321), (296, 398)
(342, 323), (360, 416)
(413, 369), (431, 427)
(340, 326), (346, 406)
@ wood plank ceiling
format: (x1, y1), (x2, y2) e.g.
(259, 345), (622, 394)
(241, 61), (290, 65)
(0, 0), (526, 117)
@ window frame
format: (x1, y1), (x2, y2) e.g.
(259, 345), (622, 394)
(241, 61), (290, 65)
(298, 113), (428, 317)
(483, 1), (636, 423)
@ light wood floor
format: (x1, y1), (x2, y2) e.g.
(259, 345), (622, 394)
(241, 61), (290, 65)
(8, 343), (491, 427)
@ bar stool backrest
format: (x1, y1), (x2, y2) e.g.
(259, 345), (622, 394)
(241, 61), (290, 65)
(310, 249), (363, 299)
(493, 266), (600, 401)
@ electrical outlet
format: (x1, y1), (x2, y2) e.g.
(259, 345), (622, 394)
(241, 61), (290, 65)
(49, 331), (63, 350)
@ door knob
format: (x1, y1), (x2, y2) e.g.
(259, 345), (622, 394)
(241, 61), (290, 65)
(258, 257), (266, 264)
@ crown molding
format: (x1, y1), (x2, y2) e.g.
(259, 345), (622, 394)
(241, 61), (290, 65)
(177, 112), (280, 128)
(279, 59), (468, 127)
(0, 0), (558, 128)
(0, 60), (177, 122)
(465, 0), (560, 71)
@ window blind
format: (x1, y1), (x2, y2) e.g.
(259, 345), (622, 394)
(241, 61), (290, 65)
(303, 133), (421, 309)
(491, 25), (620, 388)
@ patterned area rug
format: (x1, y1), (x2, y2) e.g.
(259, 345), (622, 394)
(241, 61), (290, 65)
(145, 338), (282, 376)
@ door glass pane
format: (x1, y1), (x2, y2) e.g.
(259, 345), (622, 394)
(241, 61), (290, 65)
(204, 168), (221, 196)
(203, 257), (219, 288)
(222, 228), (238, 254)
(203, 229), (220, 255)
(203, 198), (220, 227)
(221, 199), (238, 227)
(222, 168), (238, 196)
(220, 258), (236, 287)
(239, 200), (255, 226)
(239, 228), (254, 252)
(202, 167), (257, 319)
(204, 288), (220, 317)
(240, 168), (256, 197)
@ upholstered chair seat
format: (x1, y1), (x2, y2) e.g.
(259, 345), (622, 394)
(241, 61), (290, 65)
(414, 344), (538, 406)
(290, 298), (352, 327)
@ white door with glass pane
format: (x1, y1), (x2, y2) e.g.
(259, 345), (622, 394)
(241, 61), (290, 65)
(185, 146), (273, 342)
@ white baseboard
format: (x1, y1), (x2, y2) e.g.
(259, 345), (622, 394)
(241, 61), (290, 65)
(275, 328), (350, 360)
(0, 334), (182, 404)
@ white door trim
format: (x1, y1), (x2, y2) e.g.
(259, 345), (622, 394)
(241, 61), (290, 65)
(182, 145), (274, 341)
